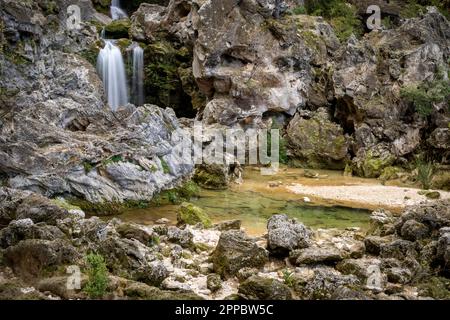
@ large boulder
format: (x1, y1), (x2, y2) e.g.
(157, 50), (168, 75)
(267, 214), (311, 256)
(0, 188), (67, 226)
(0, 219), (66, 248)
(286, 108), (349, 169)
(211, 230), (269, 278)
(4, 239), (79, 280)
(97, 237), (168, 286)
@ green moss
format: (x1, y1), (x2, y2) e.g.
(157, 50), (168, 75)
(193, 169), (228, 190)
(417, 277), (450, 299)
(177, 202), (212, 228)
(92, 0), (111, 15)
(431, 171), (450, 191)
(79, 42), (101, 67)
(356, 149), (396, 178)
(104, 19), (131, 39)
(51, 198), (82, 211)
(68, 198), (124, 216)
(379, 166), (404, 182)
(144, 39), (199, 116)
(83, 161), (95, 173)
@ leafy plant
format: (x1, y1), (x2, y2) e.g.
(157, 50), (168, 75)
(401, 0), (450, 20)
(84, 253), (109, 299)
(401, 77), (450, 117)
(160, 157), (170, 174)
(292, 6), (307, 15)
(282, 269), (295, 288)
(303, 0), (363, 41)
(415, 158), (435, 190)
(149, 234), (160, 247)
(102, 155), (124, 167)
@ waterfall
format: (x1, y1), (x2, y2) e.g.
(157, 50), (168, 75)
(131, 45), (144, 106)
(97, 41), (129, 111)
(111, 0), (128, 20)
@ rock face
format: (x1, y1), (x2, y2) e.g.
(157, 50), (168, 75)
(0, 0), (194, 204)
(211, 230), (269, 278)
(332, 9), (450, 176)
(267, 214), (311, 256)
(191, 0), (338, 126)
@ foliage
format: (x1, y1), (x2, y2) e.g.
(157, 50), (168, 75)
(401, 77), (450, 117)
(292, 6), (307, 15)
(415, 157), (435, 190)
(84, 253), (109, 299)
(149, 234), (160, 246)
(401, 0), (450, 20)
(282, 269), (295, 288)
(303, 0), (363, 41)
(160, 157), (170, 174)
(102, 155), (124, 167)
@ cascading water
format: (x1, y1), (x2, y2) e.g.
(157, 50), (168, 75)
(131, 44), (144, 106)
(97, 41), (129, 111)
(111, 0), (128, 20)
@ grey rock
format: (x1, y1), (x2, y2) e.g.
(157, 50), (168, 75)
(211, 230), (269, 278)
(238, 275), (292, 300)
(167, 226), (194, 248)
(267, 214), (311, 256)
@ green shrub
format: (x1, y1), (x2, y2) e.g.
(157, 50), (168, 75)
(401, 1), (450, 19)
(303, 0), (362, 41)
(160, 157), (170, 174)
(401, 77), (450, 117)
(415, 158), (435, 190)
(84, 253), (109, 299)
(282, 269), (295, 288)
(292, 6), (307, 15)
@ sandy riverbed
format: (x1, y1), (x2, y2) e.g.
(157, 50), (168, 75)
(286, 183), (450, 212)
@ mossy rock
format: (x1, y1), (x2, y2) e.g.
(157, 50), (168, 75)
(238, 275), (292, 300)
(379, 166), (405, 182)
(92, 0), (111, 15)
(177, 202), (212, 228)
(193, 165), (229, 190)
(353, 145), (396, 178)
(431, 171), (450, 191)
(104, 19), (131, 39)
(417, 276), (450, 299)
(425, 191), (441, 199)
(123, 282), (203, 300)
(51, 198), (82, 211)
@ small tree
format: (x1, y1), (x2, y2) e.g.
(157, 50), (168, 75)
(84, 253), (109, 299)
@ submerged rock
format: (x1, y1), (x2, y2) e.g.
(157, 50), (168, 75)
(177, 202), (212, 228)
